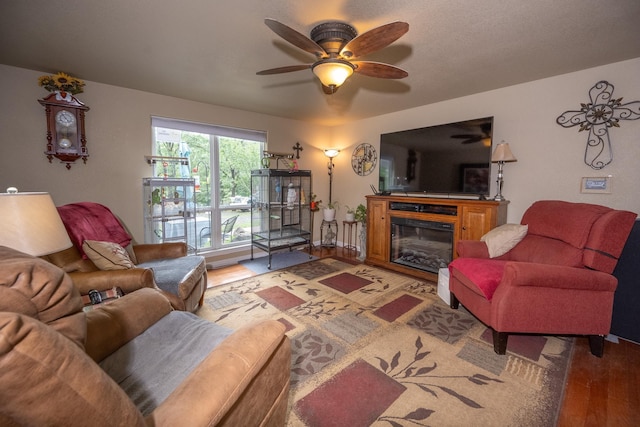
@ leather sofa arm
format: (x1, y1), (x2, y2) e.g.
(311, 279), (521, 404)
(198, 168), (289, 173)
(456, 240), (491, 258)
(148, 320), (290, 427)
(69, 268), (156, 295)
(85, 288), (172, 362)
(500, 262), (618, 292)
(133, 242), (187, 264)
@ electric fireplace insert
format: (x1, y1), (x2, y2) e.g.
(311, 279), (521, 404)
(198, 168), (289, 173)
(390, 217), (453, 274)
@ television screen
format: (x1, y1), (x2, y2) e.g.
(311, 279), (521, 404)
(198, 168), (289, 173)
(379, 117), (493, 197)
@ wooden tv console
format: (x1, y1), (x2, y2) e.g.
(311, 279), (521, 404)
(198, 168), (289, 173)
(365, 195), (508, 281)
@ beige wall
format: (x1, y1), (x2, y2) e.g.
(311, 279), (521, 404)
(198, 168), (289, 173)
(330, 57), (640, 222)
(1, 58), (639, 263)
(0, 64), (331, 254)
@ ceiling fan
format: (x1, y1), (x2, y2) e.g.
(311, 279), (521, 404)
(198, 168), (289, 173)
(256, 19), (409, 94)
(451, 122), (493, 145)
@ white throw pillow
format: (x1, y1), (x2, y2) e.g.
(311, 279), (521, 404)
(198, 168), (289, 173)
(480, 224), (528, 258)
(82, 240), (135, 270)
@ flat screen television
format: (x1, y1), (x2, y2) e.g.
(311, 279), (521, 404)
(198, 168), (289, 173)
(379, 117), (494, 198)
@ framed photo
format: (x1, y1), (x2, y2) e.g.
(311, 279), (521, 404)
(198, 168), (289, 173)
(461, 163), (490, 194)
(581, 176), (612, 194)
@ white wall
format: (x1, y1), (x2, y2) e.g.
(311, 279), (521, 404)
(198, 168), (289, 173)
(330, 57), (640, 222)
(2, 58), (639, 261)
(0, 65), (331, 246)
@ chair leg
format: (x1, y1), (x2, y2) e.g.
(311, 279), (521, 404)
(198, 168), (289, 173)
(450, 293), (459, 309)
(492, 330), (508, 355)
(588, 335), (605, 357)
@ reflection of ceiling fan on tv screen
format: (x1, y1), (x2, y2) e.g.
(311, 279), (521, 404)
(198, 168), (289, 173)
(257, 19), (409, 94)
(451, 121), (493, 145)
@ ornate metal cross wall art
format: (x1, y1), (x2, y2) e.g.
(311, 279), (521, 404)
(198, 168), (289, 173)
(556, 81), (640, 170)
(556, 81), (640, 169)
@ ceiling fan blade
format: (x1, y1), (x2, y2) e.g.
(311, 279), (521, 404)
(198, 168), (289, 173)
(340, 21), (409, 58)
(256, 64), (312, 75)
(264, 18), (327, 58)
(352, 61), (408, 79)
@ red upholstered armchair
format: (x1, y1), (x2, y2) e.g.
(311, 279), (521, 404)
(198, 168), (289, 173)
(449, 200), (637, 357)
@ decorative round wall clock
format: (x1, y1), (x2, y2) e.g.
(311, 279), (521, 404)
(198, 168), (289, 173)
(351, 143), (377, 176)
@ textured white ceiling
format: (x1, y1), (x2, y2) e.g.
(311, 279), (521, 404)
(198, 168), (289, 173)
(1, 0), (639, 126)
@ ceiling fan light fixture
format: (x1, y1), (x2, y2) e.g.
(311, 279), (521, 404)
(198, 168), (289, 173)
(312, 60), (354, 90)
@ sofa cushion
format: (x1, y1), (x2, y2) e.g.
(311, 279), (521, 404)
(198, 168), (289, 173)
(521, 200), (610, 248)
(0, 246), (85, 348)
(449, 258), (507, 300)
(506, 234), (585, 267)
(0, 312), (146, 427)
(137, 256), (206, 299)
(481, 223), (528, 258)
(83, 240), (135, 270)
(100, 311), (232, 416)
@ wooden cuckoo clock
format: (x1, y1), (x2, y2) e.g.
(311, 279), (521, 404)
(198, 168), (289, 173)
(38, 92), (89, 169)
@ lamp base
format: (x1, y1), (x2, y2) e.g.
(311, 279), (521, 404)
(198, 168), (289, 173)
(493, 165), (507, 202)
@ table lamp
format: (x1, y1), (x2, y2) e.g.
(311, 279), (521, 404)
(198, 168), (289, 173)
(491, 142), (517, 201)
(0, 188), (72, 256)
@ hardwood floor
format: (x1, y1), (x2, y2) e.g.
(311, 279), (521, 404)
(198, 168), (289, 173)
(207, 247), (640, 426)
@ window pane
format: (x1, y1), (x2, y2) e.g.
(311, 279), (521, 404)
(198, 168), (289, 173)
(150, 121), (264, 253)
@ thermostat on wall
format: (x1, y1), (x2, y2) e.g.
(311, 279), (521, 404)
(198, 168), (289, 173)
(581, 176), (612, 194)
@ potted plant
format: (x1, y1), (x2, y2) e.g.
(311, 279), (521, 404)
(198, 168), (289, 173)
(322, 201), (339, 221)
(354, 203), (367, 224)
(344, 205), (356, 222)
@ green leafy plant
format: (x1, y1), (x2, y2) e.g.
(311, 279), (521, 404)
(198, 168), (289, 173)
(319, 200), (339, 210)
(355, 203), (367, 223)
(151, 188), (162, 205)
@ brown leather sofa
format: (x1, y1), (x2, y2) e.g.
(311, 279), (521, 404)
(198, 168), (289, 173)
(0, 246), (291, 426)
(42, 201), (208, 313)
(43, 241), (207, 312)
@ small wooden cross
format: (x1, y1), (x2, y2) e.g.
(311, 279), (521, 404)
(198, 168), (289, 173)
(557, 80), (640, 170)
(292, 142), (304, 159)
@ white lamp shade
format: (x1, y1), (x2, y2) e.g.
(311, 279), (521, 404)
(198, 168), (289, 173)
(312, 61), (354, 88)
(324, 149), (340, 158)
(491, 142), (517, 163)
(0, 192), (72, 256)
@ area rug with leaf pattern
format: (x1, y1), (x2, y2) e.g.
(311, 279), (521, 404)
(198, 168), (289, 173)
(198, 258), (573, 427)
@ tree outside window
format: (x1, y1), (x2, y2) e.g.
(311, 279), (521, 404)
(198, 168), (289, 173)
(151, 118), (265, 251)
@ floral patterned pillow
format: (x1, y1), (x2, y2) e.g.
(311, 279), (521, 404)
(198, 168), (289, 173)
(82, 240), (135, 270)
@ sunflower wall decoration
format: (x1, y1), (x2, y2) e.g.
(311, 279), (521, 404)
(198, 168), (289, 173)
(38, 72), (85, 96)
(556, 80), (640, 170)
